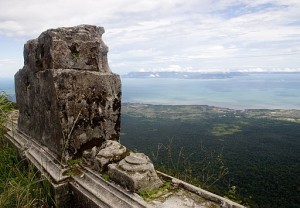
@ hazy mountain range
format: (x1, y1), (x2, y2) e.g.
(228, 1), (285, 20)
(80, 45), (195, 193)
(122, 71), (299, 79)
(122, 71), (247, 79)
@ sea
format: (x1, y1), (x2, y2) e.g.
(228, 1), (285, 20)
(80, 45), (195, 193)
(1, 73), (300, 110)
(122, 73), (300, 110)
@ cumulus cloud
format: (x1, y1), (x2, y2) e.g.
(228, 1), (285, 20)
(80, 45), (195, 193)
(140, 65), (193, 73)
(237, 67), (300, 72)
(0, 0), (299, 76)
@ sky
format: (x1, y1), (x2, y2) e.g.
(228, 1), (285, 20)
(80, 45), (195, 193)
(0, 0), (300, 78)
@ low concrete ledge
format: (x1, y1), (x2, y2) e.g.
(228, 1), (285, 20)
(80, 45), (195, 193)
(5, 119), (69, 183)
(157, 171), (244, 208)
(4, 112), (245, 208)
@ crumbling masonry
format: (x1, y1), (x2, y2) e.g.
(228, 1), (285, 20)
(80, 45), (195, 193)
(14, 24), (162, 193)
(15, 25), (121, 160)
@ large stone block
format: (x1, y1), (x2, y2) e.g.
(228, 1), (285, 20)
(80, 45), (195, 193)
(15, 25), (121, 160)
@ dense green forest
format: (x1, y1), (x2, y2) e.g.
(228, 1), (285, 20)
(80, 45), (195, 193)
(120, 103), (300, 208)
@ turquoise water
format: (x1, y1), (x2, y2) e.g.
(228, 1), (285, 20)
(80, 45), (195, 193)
(2, 73), (300, 109)
(122, 73), (300, 109)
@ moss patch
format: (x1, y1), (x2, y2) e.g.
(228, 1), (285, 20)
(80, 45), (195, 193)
(139, 181), (172, 201)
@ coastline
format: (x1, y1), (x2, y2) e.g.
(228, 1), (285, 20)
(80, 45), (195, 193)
(122, 102), (300, 122)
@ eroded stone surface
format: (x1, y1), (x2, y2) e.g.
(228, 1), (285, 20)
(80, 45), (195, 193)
(24, 25), (110, 72)
(82, 146), (98, 166)
(15, 25), (121, 160)
(108, 153), (163, 192)
(151, 189), (220, 208)
(95, 140), (128, 171)
(82, 141), (128, 171)
(125, 154), (148, 164)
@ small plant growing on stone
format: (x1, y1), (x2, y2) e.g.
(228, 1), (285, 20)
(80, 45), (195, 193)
(138, 180), (171, 201)
(69, 44), (80, 62)
(71, 53), (80, 62)
(64, 158), (83, 176)
(101, 173), (110, 181)
(67, 158), (82, 166)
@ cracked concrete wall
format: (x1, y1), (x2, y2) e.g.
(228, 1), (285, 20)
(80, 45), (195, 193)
(15, 25), (121, 160)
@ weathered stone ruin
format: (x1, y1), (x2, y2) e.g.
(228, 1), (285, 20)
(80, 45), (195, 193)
(14, 24), (163, 193)
(15, 25), (121, 160)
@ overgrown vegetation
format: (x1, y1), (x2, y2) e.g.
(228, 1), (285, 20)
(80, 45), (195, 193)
(0, 92), (54, 207)
(0, 92), (12, 128)
(151, 138), (228, 190)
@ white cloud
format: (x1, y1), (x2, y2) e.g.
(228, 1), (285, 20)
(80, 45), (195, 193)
(113, 48), (162, 58)
(0, 0), (299, 77)
(0, 59), (23, 78)
(138, 66), (300, 73)
(139, 65), (194, 73)
(237, 67), (300, 72)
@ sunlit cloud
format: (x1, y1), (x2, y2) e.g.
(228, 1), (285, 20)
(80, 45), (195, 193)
(0, 0), (299, 77)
